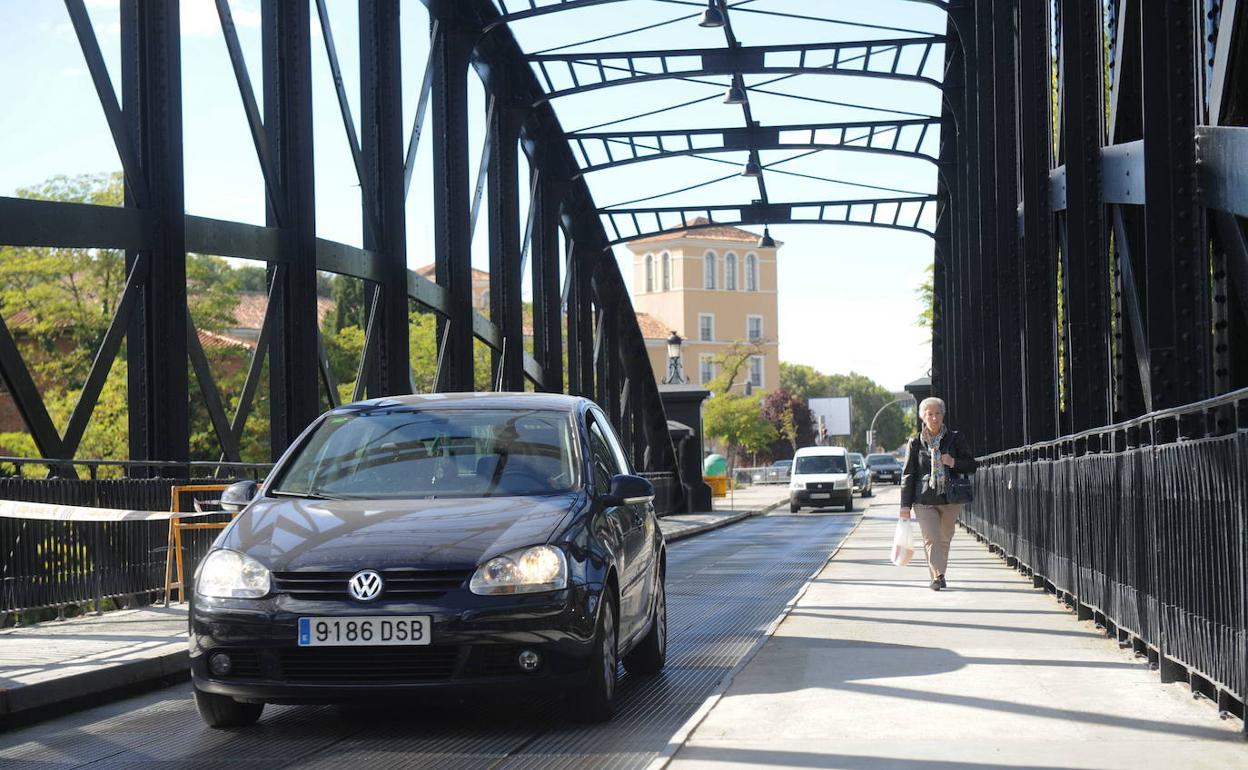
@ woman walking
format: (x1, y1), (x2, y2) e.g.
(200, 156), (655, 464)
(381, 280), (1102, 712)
(899, 397), (978, 590)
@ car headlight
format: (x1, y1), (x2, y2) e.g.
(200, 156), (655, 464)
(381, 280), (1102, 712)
(835, 479), (851, 489)
(195, 549), (271, 599)
(470, 545), (568, 595)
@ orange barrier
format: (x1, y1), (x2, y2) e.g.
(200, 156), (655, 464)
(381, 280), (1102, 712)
(163, 484), (236, 606)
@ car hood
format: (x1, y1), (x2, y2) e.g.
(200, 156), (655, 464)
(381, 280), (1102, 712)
(219, 494), (579, 572)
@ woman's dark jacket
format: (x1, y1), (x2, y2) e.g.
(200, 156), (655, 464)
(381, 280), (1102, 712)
(900, 430), (978, 507)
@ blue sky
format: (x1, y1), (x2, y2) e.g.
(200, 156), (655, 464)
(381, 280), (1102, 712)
(0, 0), (944, 391)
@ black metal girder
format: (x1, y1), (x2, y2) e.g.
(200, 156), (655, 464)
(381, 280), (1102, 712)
(263, 0), (321, 458)
(1017, 0), (1058, 442)
(360, 0), (411, 398)
(1140, 2), (1210, 411)
(528, 37), (944, 104)
(122, 0), (190, 468)
(600, 197), (937, 246)
(488, 0), (952, 28)
(1059, 0), (1112, 433)
(566, 119), (939, 176)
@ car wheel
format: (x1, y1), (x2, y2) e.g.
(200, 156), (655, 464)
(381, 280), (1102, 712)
(864, 487), (873, 498)
(194, 685), (264, 728)
(623, 578), (666, 675)
(790, 501), (801, 513)
(843, 495), (854, 512)
(570, 592), (619, 722)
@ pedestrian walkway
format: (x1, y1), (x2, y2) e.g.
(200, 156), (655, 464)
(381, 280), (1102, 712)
(666, 486), (1248, 770)
(0, 487), (789, 727)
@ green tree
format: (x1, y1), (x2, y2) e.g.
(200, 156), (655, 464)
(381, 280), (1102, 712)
(917, 261), (933, 336)
(704, 391), (777, 472)
(709, 339), (768, 393)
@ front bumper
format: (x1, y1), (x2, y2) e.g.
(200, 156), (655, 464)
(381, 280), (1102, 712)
(872, 470), (901, 483)
(189, 586), (598, 704)
(790, 489), (852, 507)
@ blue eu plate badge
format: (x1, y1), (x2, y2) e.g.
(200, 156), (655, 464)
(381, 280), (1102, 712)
(298, 617), (311, 646)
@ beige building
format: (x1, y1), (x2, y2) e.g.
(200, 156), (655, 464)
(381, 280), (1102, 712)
(625, 219), (780, 394)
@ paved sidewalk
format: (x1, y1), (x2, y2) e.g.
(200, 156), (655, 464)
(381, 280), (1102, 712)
(0, 487), (788, 726)
(667, 486), (1248, 770)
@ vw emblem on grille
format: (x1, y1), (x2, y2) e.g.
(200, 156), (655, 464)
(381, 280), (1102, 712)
(348, 570), (383, 602)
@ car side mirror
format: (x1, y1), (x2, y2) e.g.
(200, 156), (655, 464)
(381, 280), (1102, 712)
(601, 474), (655, 507)
(220, 480), (258, 513)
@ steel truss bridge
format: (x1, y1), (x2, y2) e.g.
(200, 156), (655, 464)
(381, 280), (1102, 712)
(0, 0), (1247, 734)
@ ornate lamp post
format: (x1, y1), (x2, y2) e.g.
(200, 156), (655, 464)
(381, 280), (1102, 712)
(664, 331), (687, 384)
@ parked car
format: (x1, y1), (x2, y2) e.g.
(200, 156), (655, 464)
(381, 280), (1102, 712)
(789, 446), (854, 513)
(849, 452), (873, 498)
(189, 393), (666, 728)
(866, 453), (903, 484)
(771, 459), (793, 479)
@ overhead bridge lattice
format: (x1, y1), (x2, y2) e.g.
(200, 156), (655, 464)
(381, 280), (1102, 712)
(0, 0), (946, 500)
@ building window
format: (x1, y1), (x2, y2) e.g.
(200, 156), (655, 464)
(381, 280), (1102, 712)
(745, 253), (758, 291)
(644, 254), (654, 292)
(661, 252), (671, 291)
(724, 252), (737, 290)
(749, 355), (764, 388)
(699, 313), (714, 342)
(703, 251), (716, 289)
(699, 355), (715, 385)
(747, 315), (763, 342)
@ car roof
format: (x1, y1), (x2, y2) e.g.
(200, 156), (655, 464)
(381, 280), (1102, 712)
(794, 446), (848, 456)
(334, 392), (587, 413)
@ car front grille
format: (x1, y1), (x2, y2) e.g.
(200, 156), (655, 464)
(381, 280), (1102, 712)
(806, 482), (838, 492)
(272, 568), (473, 601)
(276, 646), (461, 683)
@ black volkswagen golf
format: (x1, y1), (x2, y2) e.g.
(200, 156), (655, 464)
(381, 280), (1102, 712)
(189, 393), (667, 727)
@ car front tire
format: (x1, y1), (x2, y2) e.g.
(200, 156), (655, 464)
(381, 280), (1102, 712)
(843, 494), (854, 512)
(194, 685), (264, 728)
(570, 592), (619, 722)
(623, 578), (666, 675)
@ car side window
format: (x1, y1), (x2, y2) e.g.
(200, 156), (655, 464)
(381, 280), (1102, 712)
(589, 408), (633, 475)
(587, 417), (621, 495)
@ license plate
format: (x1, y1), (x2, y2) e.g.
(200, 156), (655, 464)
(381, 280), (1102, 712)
(298, 616), (432, 647)
(811, 492), (830, 499)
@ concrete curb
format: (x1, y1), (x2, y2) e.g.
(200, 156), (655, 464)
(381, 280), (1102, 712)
(1, 648), (189, 728)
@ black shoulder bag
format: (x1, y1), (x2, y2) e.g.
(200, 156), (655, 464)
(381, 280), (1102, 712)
(946, 474), (974, 504)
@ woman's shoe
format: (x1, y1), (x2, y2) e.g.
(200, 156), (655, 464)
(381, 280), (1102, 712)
(938, 575), (947, 588)
(930, 579), (942, 591)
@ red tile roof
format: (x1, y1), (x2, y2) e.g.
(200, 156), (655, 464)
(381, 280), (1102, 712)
(231, 292), (334, 330)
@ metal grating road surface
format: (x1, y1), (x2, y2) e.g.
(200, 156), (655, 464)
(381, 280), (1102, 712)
(0, 512), (858, 769)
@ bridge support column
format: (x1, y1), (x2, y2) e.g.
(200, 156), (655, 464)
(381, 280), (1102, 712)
(123, 1), (189, 469)
(430, 11), (476, 393)
(531, 175), (564, 393)
(1141, 1), (1211, 413)
(487, 94), (526, 393)
(1017, 0), (1058, 442)
(1060, 0), (1112, 433)
(262, 0), (320, 456)
(360, 0), (410, 398)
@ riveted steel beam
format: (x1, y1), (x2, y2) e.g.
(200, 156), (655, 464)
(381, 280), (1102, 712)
(566, 119), (940, 176)
(1059, 0), (1111, 432)
(528, 37), (944, 104)
(122, 0), (189, 470)
(600, 197), (937, 246)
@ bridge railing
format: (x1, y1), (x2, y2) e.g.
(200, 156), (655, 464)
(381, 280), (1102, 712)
(961, 387), (1248, 716)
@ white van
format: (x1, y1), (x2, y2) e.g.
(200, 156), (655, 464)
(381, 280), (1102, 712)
(789, 446), (854, 512)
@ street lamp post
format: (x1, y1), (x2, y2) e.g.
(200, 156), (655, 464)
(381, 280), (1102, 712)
(867, 397), (914, 452)
(664, 331), (687, 385)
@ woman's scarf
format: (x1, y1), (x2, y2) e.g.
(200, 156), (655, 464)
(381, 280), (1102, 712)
(921, 425), (949, 494)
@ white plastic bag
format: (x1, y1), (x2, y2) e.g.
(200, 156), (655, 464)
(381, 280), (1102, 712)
(890, 519), (915, 566)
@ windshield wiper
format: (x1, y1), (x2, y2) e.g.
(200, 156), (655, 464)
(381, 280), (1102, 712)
(269, 489), (338, 500)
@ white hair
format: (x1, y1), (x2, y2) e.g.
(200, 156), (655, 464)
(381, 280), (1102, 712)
(918, 397), (946, 415)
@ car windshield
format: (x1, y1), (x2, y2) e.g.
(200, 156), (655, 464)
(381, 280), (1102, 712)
(795, 455), (846, 474)
(271, 408), (579, 499)
(867, 455), (898, 467)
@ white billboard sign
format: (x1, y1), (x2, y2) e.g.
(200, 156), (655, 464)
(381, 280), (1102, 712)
(808, 397), (852, 438)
